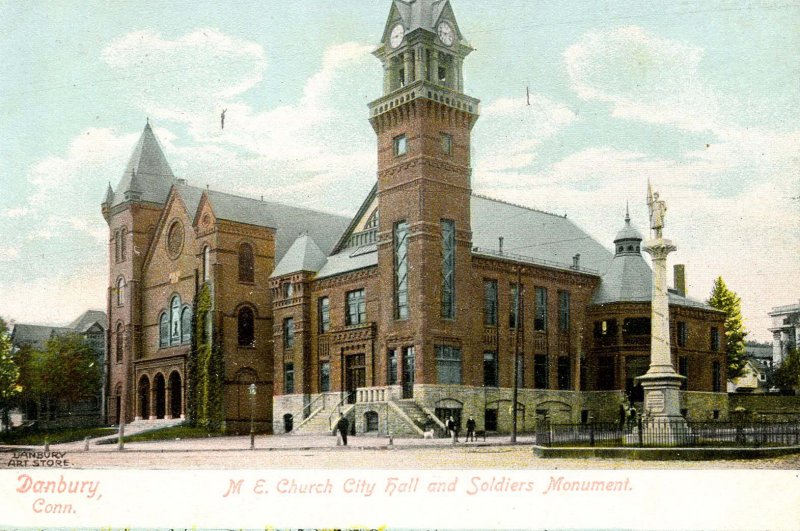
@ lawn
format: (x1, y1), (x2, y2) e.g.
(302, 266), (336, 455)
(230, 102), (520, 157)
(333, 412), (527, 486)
(114, 425), (225, 443)
(0, 426), (117, 446)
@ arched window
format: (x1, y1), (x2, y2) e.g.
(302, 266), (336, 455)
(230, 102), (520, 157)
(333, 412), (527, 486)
(114, 230), (120, 263)
(115, 323), (123, 362)
(202, 246), (211, 283)
(170, 295), (181, 345)
(238, 243), (254, 283)
(116, 277), (125, 306)
(181, 306), (192, 343)
(282, 281), (294, 299)
(120, 227), (127, 261)
(159, 312), (169, 348)
(238, 307), (255, 347)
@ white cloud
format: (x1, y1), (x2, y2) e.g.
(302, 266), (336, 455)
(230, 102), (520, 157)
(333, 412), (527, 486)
(0, 246), (19, 262)
(474, 93), (577, 175)
(0, 270), (108, 326)
(102, 29), (267, 122)
(565, 26), (718, 133)
(0, 207), (31, 218)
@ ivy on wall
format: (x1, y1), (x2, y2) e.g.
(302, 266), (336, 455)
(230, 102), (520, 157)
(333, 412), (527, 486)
(188, 283), (225, 432)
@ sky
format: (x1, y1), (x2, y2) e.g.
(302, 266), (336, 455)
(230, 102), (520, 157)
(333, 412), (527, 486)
(0, 0), (797, 342)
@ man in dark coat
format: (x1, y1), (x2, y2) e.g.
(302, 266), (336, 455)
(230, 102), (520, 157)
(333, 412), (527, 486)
(336, 413), (349, 446)
(466, 416), (476, 442)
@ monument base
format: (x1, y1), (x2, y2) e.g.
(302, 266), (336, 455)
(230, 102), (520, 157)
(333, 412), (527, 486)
(637, 369), (689, 446)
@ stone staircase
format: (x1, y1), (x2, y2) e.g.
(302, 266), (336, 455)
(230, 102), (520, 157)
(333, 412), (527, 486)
(390, 400), (446, 437)
(292, 402), (352, 435)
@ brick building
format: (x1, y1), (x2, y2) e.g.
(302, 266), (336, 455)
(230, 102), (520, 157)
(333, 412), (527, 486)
(103, 0), (728, 434)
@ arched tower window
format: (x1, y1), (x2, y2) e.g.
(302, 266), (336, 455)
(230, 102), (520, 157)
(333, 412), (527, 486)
(238, 307), (255, 347)
(116, 277), (126, 306)
(115, 322), (123, 362)
(181, 306), (192, 344)
(202, 246), (211, 283)
(159, 312), (169, 348)
(170, 295), (181, 345)
(238, 243), (254, 283)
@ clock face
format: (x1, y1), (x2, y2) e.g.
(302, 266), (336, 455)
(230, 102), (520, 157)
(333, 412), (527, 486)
(390, 24), (405, 48)
(438, 21), (455, 46)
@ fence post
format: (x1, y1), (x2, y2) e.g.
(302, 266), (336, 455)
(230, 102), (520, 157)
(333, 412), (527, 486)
(637, 418), (643, 448)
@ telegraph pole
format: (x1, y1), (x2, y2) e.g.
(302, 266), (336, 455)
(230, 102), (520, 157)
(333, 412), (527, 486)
(511, 266), (523, 443)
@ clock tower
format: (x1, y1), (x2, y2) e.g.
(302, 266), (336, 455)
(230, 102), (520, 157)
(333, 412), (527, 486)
(370, 0), (480, 391)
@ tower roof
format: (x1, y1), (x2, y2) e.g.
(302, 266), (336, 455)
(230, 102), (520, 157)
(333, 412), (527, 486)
(382, 0), (466, 45)
(271, 233), (328, 278)
(614, 205), (644, 243)
(112, 121), (176, 207)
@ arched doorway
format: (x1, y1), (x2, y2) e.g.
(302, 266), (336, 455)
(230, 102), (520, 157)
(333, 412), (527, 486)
(138, 375), (150, 420)
(154, 373), (166, 419)
(169, 371), (182, 419)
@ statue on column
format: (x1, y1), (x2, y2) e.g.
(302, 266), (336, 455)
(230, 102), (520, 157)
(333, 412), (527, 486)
(647, 181), (667, 239)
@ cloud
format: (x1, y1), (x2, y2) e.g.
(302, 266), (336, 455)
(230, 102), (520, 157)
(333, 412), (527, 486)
(0, 246), (19, 262)
(0, 270), (108, 326)
(102, 29), (267, 122)
(474, 93), (577, 175)
(565, 26), (718, 133)
(0, 207), (31, 218)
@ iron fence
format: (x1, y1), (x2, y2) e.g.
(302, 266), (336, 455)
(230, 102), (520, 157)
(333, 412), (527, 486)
(536, 420), (800, 448)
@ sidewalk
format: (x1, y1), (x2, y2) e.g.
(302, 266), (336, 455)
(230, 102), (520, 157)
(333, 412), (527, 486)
(21, 433), (537, 453)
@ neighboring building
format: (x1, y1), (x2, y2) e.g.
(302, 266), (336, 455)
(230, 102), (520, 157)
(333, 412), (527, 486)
(9, 310), (107, 426)
(104, 0), (731, 435)
(769, 301), (800, 367)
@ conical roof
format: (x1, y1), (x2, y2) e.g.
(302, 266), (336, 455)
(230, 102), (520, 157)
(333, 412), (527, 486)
(113, 121), (176, 206)
(103, 183), (114, 205)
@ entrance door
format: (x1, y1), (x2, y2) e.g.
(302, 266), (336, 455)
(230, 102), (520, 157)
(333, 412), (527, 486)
(402, 346), (415, 399)
(345, 354), (366, 404)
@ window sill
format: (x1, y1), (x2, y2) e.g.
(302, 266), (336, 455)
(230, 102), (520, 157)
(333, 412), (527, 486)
(238, 281), (256, 286)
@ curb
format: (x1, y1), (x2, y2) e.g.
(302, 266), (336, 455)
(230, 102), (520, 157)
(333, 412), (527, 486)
(532, 445), (800, 460)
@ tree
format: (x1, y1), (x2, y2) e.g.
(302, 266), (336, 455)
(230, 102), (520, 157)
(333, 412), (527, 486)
(773, 348), (800, 392)
(16, 333), (101, 423)
(707, 277), (748, 379)
(0, 318), (21, 431)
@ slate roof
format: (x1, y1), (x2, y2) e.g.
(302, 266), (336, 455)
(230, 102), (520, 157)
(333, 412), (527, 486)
(271, 234), (328, 278)
(67, 310), (107, 333)
(10, 324), (72, 350)
(591, 217), (716, 311)
(471, 195), (613, 274)
(315, 194), (615, 280)
(112, 122), (176, 207)
(176, 184), (350, 263)
(391, 0), (449, 34)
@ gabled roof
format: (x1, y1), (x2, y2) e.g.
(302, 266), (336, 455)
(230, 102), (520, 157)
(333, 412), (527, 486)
(271, 234), (328, 278)
(471, 195), (613, 273)
(67, 310), (107, 333)
(10, 324), (72, 350)
(176, 184), (350, 263)
(112, 121), (176, 207)
(315, 192), (615, 280)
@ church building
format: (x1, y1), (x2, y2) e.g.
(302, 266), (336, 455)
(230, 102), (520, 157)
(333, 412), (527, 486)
(103, 0), (727, 435)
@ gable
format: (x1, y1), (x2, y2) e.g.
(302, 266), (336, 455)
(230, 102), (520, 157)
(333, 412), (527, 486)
(141, 185), (198, 284)
(331, 184), (378, 254)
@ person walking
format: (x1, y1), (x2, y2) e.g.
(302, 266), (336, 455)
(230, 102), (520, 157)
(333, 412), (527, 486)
(336, 413), (349, 446)
(466, 416), (476, 442)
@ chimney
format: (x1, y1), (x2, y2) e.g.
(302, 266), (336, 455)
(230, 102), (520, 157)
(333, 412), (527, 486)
(573, 253), (581, 269)
(499, 237), (504, 255)
(674, 264), (686, 297)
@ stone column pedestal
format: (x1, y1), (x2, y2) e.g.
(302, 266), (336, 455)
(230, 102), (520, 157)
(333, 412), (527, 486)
(637, 237), (688, 445)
